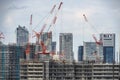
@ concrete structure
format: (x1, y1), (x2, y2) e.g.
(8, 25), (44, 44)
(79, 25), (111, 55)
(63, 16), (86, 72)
(16, 25), (29, 46)
(19, 59), (120, 80)
(44, 60), (120, 80)
(59, 33), (74, 61)
(100, 33), (115, 63)
(78, 46), (84, 61)
(20, 60), (44, 80)
(83, 42), (103, 62)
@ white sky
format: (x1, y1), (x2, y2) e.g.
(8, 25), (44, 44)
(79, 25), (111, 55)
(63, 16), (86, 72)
(0, 0), (120, 60)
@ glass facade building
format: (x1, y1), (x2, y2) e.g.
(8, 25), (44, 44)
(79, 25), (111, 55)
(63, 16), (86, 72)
(78, 46), (83, 61)
(100, 33), (115, 63)
(103, 47), (115, 63)
(16, 25), (29, 46)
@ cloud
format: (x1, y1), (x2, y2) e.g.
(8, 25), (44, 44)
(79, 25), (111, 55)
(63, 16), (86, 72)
(8, 5), (27, 10)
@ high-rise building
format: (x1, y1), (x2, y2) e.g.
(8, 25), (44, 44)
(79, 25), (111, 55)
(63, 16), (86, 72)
(0, 43), (20, 80)
(0, 44), (9, 80)
(78, 46), (84, 61)
(59, 33), (74, 61)
(83, 42), (103, 62)
(51, 41), (56, 53)
(16, 25), (29, 46)
(8, 44), (20, 80)
(100, 33), (115, 63)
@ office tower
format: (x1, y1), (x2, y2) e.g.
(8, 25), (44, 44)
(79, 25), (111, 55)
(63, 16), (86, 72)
(78, 46), (84, 61)
(0, 44), (20, 80)
(51, 41), (56, 53)
(100, 33), (115, 63)
(83, 42), (103, 62)
(83, 42), (97, 61)
(16, 25), (29, 46)
(59, 33), (74, 61)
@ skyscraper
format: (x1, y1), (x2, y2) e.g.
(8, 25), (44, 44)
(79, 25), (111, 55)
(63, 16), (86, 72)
(78, 46), (84, 61)
(16, 25), (29, 46)
(59, 33), (74, 61)
(100, 33), (115, 63)
(0, 43), (20, 80)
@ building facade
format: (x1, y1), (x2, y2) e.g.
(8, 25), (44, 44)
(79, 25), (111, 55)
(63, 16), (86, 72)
(83, 42), (103, 62)
(16, 25), (29, 46)
(59, 33), (74, 61)
(78, 46), (84, 61)
(20, 60), (44, 80)
(44, 60), (120, 80)
(0, 44), (20, 80)
(100, 33), (115, 63)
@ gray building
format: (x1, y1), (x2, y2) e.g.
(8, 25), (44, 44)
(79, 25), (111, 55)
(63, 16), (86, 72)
(20, 60), (44, 80)
(83, 42), (103, 62)
(59, 33), (74, 61)
(16, 25), (29, 46)
(19, 59), (120, 80)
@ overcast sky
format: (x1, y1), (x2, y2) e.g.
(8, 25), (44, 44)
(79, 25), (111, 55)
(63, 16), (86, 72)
(0, 0), (120, 60)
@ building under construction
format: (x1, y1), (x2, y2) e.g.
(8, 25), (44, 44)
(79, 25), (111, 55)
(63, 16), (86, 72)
(19, 60), (120, 80)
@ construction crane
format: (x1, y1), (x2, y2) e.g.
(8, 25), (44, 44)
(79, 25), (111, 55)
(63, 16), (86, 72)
(83, 14), (102, 63)
(32, 24), (47, 44)
(32, 2), (63, 60)
(25, 14), (33, 60)
(47, 2), (63, 32)
(92, 34), (102, 45)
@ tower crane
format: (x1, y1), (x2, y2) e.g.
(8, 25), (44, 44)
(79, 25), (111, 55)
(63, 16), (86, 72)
(92, 34), (102, 45)
(32, 2), (63, 60)
(83, 14), (103, 63)
(25, 14), (33, 60)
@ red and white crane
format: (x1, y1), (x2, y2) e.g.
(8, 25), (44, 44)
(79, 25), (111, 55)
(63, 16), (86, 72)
(83, 14), (103, 63)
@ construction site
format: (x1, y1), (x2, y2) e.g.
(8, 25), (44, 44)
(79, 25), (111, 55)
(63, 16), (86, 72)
(0, 1), (120, 80)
